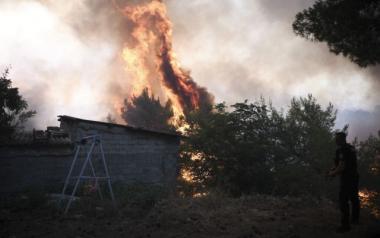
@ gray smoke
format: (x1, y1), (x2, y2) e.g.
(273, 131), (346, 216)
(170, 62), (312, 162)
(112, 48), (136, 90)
(0, 0), (378, 140)
(166, 0), (380, 140)
(0, 0), (141, 128)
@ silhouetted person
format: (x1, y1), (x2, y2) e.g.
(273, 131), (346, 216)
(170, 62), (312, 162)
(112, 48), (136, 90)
(327, 132), (360, 233)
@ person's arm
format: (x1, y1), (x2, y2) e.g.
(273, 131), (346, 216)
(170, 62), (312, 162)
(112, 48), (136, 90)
(328, 160), (345, 177)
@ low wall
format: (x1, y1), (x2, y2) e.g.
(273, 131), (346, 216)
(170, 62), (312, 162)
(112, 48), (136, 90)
(0, 147), (73, 195)
(0, 123), (180, 195)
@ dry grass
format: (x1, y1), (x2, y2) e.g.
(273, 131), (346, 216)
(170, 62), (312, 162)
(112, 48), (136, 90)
(0, 190), (378, 238)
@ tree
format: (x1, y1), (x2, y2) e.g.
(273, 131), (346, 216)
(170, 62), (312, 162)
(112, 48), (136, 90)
(293, 0), (380, 67)
(121, 88), (175, 132)
(354, 131), (380, 214)
(0, 68), (36, 141)
(181, 99), (281, 196)
(181, 95), (338, 197)
(357, 131), (380, 190)
(275, 95), (337, 196)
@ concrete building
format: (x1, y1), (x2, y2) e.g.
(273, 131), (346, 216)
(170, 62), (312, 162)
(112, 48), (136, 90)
(0, 115), (181, 195)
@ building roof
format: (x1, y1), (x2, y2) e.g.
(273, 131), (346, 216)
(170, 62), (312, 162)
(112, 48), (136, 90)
(1, 128), (72, 147)
(58, 115), (182, 138)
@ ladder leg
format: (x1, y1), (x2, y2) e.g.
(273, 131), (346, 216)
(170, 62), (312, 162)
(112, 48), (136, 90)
(99, 141), (115, 206)
(64, 141), (95, 214)
(60, 145), (81, 207)
(89, 157), (103, 200)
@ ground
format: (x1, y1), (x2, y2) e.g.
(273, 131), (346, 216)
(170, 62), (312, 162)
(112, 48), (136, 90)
(1, 191), (379, 238)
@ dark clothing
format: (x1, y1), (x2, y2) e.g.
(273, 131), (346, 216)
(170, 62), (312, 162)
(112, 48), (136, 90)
(335, 143), (358, 181)
(335, 143), (360, 228)
(339, 176), (360, 227)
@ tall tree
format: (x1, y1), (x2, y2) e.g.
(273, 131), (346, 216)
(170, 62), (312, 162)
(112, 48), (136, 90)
(182, 100), (281, 196)
(0, 68), (36, 141)
(121, 88), (175, 132)
(276, 95), (337, 196)
(293, 0), (380, 67)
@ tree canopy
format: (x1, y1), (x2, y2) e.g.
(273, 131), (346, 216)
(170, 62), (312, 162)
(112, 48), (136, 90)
(356, 131), (380, 190)
(121, 88), (175, 132)
(181, 95), (338, 197)
(293, 0), (380, 67)
(0, 68), (35, 141)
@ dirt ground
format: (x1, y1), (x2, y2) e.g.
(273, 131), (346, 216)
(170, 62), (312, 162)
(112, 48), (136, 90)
(1, 192), (379, 238)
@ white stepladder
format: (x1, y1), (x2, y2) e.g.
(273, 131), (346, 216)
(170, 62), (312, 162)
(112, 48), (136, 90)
(60, 134), (115, 214)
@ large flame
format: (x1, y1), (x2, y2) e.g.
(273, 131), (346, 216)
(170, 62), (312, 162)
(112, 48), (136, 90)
(119, 0), (212, 122)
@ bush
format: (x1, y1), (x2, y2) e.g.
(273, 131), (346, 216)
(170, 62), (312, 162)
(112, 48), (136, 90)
(181, 95), (338, 197)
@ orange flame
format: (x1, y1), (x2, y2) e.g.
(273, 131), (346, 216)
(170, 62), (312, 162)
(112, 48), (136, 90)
(359, 189), (380, 218)
(119, 0), (212, 123)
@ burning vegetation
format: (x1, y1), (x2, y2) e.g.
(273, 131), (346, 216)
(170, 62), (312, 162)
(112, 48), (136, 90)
(119, 0), (213, 126)
(359, 189), (380, 219)
(1, 0), (380, 237)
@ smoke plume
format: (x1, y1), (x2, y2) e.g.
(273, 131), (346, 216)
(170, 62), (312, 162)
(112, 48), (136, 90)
(0, 0), (213, 128)
(166, 0), (380, 139)
(0, 0), (378, 139)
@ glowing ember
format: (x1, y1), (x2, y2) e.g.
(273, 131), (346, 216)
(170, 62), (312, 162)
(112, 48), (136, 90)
(359, 189), (380, 218)
(179, 153), (204, 183)
(181, 168), (194, 183)
(359, 190), (371, 205)
(193, 192), (208, 198)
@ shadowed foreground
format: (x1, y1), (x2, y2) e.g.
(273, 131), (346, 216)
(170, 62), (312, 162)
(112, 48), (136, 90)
(1, 192), (378, 238)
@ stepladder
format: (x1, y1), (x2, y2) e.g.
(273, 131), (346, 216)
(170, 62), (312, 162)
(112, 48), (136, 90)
(59, 134), (115, 214)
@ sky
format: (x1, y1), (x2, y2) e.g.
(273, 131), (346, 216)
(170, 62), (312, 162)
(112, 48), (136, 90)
(0, 0), (379, 140)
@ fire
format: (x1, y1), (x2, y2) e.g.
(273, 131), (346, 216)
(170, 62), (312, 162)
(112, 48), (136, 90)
(359, 190), (371, 205)
(359, 189), (377, 206)
(181, 168), (194, 183)
(359, 189), (380, 218)
(193, 192), (209, 198)
(119, 0), (213, 124)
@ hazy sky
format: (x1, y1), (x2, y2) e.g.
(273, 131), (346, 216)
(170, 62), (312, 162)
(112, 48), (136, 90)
(0, 0), (378, 140)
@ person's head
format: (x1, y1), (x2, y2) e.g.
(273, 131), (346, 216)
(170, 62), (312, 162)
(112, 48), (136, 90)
(335, 132), (347, 146)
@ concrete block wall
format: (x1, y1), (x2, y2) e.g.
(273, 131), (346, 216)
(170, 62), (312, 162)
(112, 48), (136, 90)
(61, 119), (180, 187)
(0, 148), (73, 194)
(0, 117), (180, 195)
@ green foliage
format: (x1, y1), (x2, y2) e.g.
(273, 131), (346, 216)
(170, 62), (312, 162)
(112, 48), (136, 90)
(0, 68), (36, 141)
(181, 95), (338, 197)
(121, 88), (175, 132)
(357, 131), (380, 190)
(293, 0), (380, 67)
(354, 132), (380, 218)
(278, 96), (337, 194)
(110, 183), (170, 218)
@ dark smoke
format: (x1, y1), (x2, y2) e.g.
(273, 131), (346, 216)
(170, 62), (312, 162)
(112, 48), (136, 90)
(159, 39), (214, 112)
